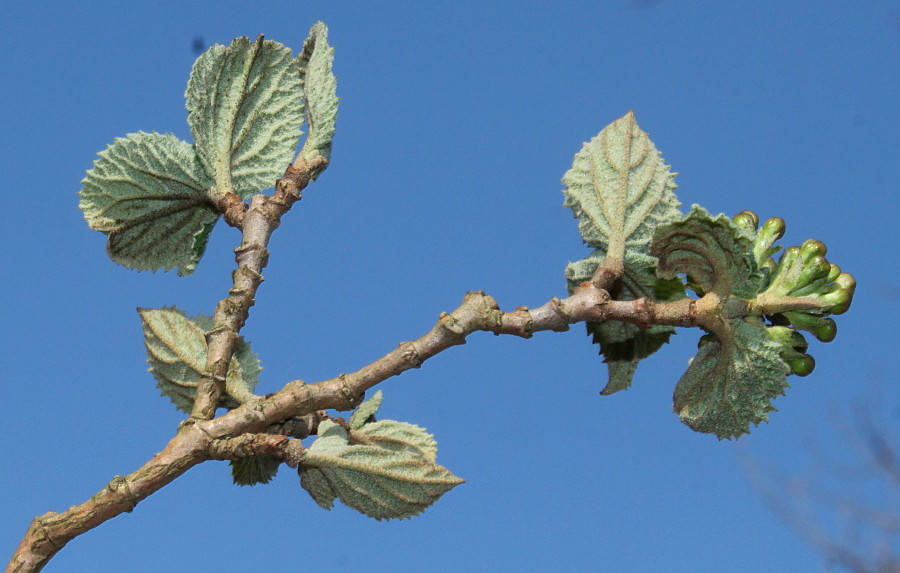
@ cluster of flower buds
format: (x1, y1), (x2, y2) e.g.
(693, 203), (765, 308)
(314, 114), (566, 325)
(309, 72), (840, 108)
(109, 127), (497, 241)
(732, 211), (856, 377)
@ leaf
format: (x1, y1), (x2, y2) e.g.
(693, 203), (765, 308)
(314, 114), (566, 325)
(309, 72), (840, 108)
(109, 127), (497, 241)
(300, 420), (463, 520)
(230, 456), (281, 486)
(562, 111), (681, 261)
(651, 205), (762, 299)
(296, 21), (338, 178)
(79, 132), (219, 276)
(354, 420), (438, 463)
(187, 35), (305, 199)
(674, 319), (790, 439)
(566, 250), (683, 393)
(349, 390), (383, 430)
(139, 307), (261, 413)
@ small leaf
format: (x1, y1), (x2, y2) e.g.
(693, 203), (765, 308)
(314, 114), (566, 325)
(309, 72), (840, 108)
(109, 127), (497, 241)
(566, 251), (682, 393)
(349, 390), (383, 430)
(562, 111), (681, 261)
(674, 319), (790, 439)
(652, 205), (762, 299)
(296, 22), (338, 178)
(139, 307), (261, 413)
(230, 456), (280, 486)
(354, 420), (438, 463)
(187, 35), (305, 199)
(300, 420), (463, 520)
(79, 132), (219, 276)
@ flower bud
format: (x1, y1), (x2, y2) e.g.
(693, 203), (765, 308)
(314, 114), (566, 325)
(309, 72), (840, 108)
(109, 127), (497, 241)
(834, 272), (856, 293)
(795, 255), (831, 290)
(820, 288), (852, 315)
(826, 263), (841, 283)
(811, 318), (837, 343)
(787, 354), (815, 377)
(761, 217), (786, 241)
(733, 210), (759, 232)
(799, 239), (827, 263)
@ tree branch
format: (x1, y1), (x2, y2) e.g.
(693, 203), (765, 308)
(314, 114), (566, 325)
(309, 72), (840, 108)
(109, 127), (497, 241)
(7, 281), (700, 572)
(190, 157), (327, 421)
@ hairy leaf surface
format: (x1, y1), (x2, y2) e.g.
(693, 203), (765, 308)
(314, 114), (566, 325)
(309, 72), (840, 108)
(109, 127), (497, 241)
(354, 420), (438, 463)
(562, 111), (681, 260)
(296, 22), (338, 178)
(79, 132), (219, 276)
(187, 35), (304, 199)
(566, 250), (683, 393)
(349, 390), (383, 430)
(300, 420), (462, 520)
(674, 319), (790, 439)
(652, 206), (762, 299)
(230, 456), (280, 486)
(139, 307), (260, 413)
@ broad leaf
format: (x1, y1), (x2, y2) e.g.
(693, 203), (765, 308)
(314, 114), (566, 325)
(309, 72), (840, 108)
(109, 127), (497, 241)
(562, 111), (681, 261)
(300, 420), (463, 520)
(674, 319), (790, 439)
(296, 22), (338, 178)
(349, 390), (383, 430)
(139, 307), (261, 413)
(230, 456), (281, 486)
(566, 250), (683, 393)
(187, 35), (304, 199)
(79, 132), (219, 276)
(651, 206), (762, 299)
(354, 420), (438, 463)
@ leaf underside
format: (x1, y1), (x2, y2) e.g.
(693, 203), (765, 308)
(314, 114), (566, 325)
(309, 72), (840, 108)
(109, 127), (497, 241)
(79, 132), (219, 276)
(562, 111), (681, 259)
(651, 205), (762, 299)
(297, 22), (338, 176)
(139, 307), (260, 413)
(300, 420), (461, 520)
(187, 35), (305, 199)
(674, 319), (790, 440)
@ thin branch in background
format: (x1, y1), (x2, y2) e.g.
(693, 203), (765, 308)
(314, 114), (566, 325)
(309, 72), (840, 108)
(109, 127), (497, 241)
(741, 386), (900, 573)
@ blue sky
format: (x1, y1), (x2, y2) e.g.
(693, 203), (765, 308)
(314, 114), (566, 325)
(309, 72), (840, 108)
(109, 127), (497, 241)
(2, 1), (898, 571)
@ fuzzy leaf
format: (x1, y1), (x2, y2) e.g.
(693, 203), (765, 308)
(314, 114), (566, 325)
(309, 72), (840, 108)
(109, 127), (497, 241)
(187, 35), (304, 199)
(296, 22), (338, 178)
(652, 206), (762, 299)
(349, 390), (383, 430)
(79, 132), (219, 276)
(675, 319), (790, 439)
(139, 307), (261, 413)
(562, 111), (681, 261)
(566, 250), (683, 393)
(354, 420), (438, 463)
(230, 456), (280, 486)
(300, 420), (463, 520)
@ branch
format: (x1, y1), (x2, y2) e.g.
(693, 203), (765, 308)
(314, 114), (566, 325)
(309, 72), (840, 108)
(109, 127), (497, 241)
(207, 434), (307, 468)
(7, 282), (698, 572)
(190, 156), (327, 420)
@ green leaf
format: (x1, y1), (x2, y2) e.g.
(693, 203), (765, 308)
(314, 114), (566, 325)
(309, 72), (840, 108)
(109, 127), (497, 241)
(187, 35), (305, 199)
(139, 307), (261, 413)
(354, 420), (438, 463)
(566, 251), (683, 393)
(652, 205), (762, 299)
(349, 390), (383, 430)
(300, 420), (463, 520)
(562, 111), (681, 260)
(79, 132), (219, 276)
(296, 22), (339, 179)
(230, 456), (281, 486)
(674, 319), (790, 439)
